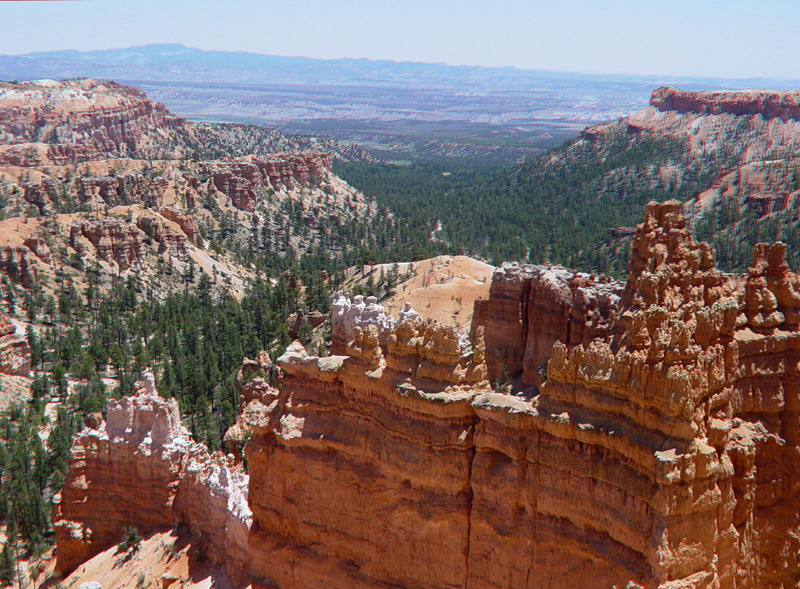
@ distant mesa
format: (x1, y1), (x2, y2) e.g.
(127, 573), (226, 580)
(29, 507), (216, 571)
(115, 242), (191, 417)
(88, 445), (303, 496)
(651, 85), (800, 120)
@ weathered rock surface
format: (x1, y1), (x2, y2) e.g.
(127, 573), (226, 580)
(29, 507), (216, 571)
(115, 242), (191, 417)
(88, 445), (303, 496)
(652, 86), (800, 120)
(286, 309), (325, 340)
(331, 293), (402, 353)
(241, 201), (800, 589)
(54, 375), (251, 584)
(54, 198), (800, 587)
(0, 79), (182, 165)
(472, 262), (623, 383)
(159, 207), (201, 245)
(206, 153), (332, 211)
(245, 320), (488, 589)
(223, 352), (280, 458)
(235, 350), (276, 406)
(0, 244), (37, 286)
(136, 214), (190, 260)
(70, 219), (143, 268)
(0, 312), (29, 376)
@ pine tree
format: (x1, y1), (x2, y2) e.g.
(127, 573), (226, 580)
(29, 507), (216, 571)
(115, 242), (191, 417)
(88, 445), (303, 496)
(0, 541), (15, 586)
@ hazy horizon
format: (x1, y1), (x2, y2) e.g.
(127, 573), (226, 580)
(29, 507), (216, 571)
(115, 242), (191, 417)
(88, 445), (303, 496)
(9, 42), (800, 86)
(2, 0), (799, 80)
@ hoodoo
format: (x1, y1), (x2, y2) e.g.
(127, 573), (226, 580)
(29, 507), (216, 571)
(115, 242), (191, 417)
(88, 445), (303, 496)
(54, 201), (800, 588)
(53, 374), (252, 585)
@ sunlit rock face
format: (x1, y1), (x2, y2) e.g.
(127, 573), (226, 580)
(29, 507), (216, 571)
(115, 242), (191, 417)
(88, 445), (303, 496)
(53, 375), (252, 585)
(244, 201), (800, 589)
(471, 262), (623, 385)
(0, 79), (183, 166)
(54, 199), (800, 588)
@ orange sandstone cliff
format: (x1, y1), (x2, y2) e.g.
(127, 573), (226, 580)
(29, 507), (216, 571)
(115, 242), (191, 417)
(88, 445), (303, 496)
(54, 201), (800, 588)
(53, 374), (252, 585)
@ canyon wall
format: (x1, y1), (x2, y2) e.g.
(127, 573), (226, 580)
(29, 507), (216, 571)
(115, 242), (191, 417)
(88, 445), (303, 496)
(651, 86), (800, 120)
(55, 201), (800, 588)
(206, 153), (333, 212)
(243, 200), (800, 589)
(245, 320), (487, 589)
(0, 79), (182, 165)
(53, 375), (251, 584)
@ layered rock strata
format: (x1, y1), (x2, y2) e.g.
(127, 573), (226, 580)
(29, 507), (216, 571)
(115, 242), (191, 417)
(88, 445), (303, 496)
(471, 263), (623, 383)
(136, 214), (191, 259)
(70, 219), (143, 269)
(651, 86), (800, 120)
(223, 352), (280, 458)
(159, 207), (202, 246)
(206, 153), (333, 212)
(55, 201), (800, 588)
(245, 320), (488, 589)
(0, 79), (182, 165)
(0, 312), (30, 376)
(53, 375), (251, 584)
(242, 200), (800, 589)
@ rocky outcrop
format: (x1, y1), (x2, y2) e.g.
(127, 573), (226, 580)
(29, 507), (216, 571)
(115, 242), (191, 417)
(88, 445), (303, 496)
(50, 178), (800, 587)
(471, 262), (623, 384)
(53, 375), (251, 584)
(286, 309), (325, 340)
(223, 351), (280, 458)
(331, 293), (428, 354)
(70, 219), (143, 268)
(238, 201), (800, 589)
(0, 245), (37, 287)
(136, 214), (190, 259)
(652, 86), (800, 120)
(23, 176), (59, 215)
(22, 236), (51, 264)
(245, 320), (488, 589)
(207, 153), (332, 211)
(236, 350), (276, 406)
(77, 176), (125, 206)
(0, 312), (30, 376)
(159, 207), (202, 245)
(0, 79), (182, 165)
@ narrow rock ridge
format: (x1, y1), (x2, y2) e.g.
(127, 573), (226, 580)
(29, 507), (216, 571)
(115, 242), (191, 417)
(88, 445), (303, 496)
(55, 201), (800, 588)
(651, 86), (800, 120)
(243, 200), (800, 589)
(53, 373), (251, 585)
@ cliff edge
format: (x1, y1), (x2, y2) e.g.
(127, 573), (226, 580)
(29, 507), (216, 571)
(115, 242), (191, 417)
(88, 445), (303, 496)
(54, 201), (800, 588)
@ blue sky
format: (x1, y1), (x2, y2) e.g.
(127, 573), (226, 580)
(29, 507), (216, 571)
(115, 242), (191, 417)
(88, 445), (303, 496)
(1, 0), (798, 79)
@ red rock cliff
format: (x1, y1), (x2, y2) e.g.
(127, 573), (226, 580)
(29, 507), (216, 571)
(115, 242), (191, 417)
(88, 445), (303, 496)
(651, 86), (800, 120)
(54, 201), (800, 588)
(241, 200), (800, 589)
(0, 79), (182, 165)
(207, 153), (332, 211)
(471, 263), (623, 384)
(53, 375), (251, 584)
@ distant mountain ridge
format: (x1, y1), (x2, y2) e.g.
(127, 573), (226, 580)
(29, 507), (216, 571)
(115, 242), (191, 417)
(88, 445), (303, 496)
(4, 43), (799, 91)
(5, 44), (799, 165)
